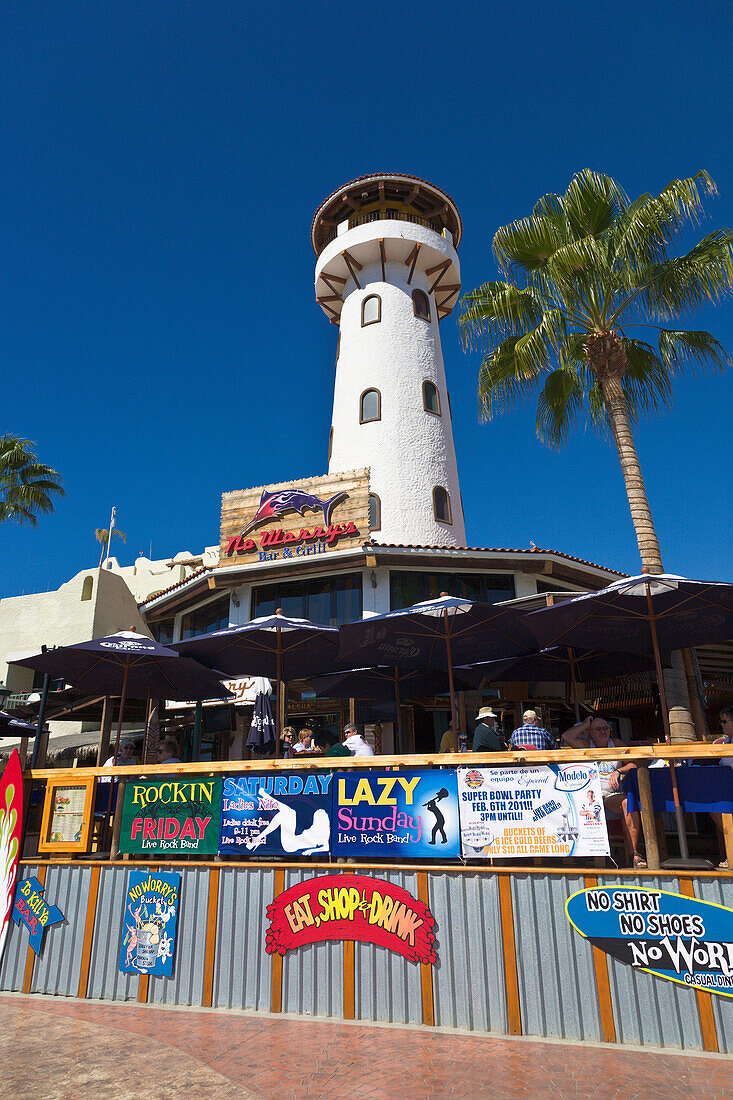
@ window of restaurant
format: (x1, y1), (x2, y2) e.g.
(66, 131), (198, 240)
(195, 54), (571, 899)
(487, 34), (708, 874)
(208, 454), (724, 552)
(390, 571), (515, 609)
(180, 594), (231, 640)
(152, 619), (175, 646)
(251, 573), (363, 626)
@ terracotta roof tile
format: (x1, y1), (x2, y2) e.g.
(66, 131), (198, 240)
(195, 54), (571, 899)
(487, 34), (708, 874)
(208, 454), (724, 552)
(368, 542), (626, 576)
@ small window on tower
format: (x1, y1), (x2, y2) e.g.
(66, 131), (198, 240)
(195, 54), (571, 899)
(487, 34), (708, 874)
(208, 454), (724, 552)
(369, 494), (381, 531)
(360, 388), (381, 423)
(433, 486), (452, 525)
(81, 576), (94, 601)
(422, 381), (441, 416)
(328, 427), (334, 461)
(412, 290), (430, 321)
(362, 294), (381, 326)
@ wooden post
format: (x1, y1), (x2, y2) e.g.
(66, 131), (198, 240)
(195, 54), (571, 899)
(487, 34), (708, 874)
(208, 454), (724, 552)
(109, 777), (126, 860)
(18, 737), (28, 771)
(635, 762), (660, 870)
(584, 875), (616, 1043)
(722, 814), (733, 866)
(202, 868), (220, 1008)
(677, 879), (719, 1052)
(270, 867), (285, 1012)
(77, 865), (101, 999)
(417, 872), (434, 1026)
(498, 876), (521, 1035)
(192, 699), (203, 761)
(348, 697), (356, 725)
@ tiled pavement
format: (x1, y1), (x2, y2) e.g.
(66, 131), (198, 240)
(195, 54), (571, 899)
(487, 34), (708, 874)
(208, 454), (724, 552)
(1, 994), (731, 1100)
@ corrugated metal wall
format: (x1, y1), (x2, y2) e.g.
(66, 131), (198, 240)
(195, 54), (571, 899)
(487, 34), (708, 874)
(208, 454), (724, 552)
(2, 863), (732, 1055)
(212, 866), (273, 1012)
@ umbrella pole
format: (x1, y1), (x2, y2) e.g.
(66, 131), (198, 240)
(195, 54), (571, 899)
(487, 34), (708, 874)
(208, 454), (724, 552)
(394, 669), (403, 753)
(274, 624), (282, 759)
(443, 608), (459, 754)
(645, 583), (693, 863)
(568, 649), (581, 723)
(192, 699), (203, 761)
(111, 660), (130, 767)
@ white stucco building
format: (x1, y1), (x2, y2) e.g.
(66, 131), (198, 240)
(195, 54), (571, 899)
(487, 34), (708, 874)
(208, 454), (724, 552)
(314, 175), (466, 546)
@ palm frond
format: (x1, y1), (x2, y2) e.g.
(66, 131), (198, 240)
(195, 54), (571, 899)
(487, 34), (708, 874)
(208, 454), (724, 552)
(620, 340), (673, 421)
(612, 171), (718, 274)
(630, 230), (733, 320)
(562, 170), (628, 239)
(493, 214), (565, 281)
(458, 282), (543, 350)
(536, 369), (584, 448)
(658, 329), (731, 375)
(477, 337), (544, 421)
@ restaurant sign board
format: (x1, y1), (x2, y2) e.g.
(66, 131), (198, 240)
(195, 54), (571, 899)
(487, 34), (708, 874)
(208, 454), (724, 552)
(119, 777), (222, 854)
(457, 764), (610, 859)
(265, 873), (437, 964)
(567, 887), (733, 997)
(219, 469), (370, 565)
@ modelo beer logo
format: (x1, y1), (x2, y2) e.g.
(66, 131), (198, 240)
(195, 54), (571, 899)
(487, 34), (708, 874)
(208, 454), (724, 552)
(265, 874), (437, 964)
(555, 765), (594, 792)
(567, 887), (733, 997)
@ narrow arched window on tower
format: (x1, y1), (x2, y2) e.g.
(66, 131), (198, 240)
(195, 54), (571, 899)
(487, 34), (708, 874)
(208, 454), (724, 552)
(422, 380), (441, 416)
(369, 493), (381, 532)
(433, 486), (452, 525)
(360, 388), (381, 423)
(412, 289), (430, 321)
(361, 294), (381, 326)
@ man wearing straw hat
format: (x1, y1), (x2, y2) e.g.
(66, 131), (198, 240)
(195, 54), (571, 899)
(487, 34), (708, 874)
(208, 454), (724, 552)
(510, 710), (555, 751)
(472, 707), (504, 753)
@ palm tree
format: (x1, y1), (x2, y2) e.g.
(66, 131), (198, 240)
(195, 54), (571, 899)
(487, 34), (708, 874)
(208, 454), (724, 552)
(95, 526), (126, 567)
(459, 170), (733, 573)
(0, 435), (64, 526)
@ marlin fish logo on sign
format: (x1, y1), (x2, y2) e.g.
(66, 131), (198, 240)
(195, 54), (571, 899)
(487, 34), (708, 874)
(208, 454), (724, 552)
(241, 488), (348, 536)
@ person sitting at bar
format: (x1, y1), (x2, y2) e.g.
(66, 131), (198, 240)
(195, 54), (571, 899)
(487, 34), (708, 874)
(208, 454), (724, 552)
(292, 727), (317, 754)
(99, 739), (137, 782)
(316, 730), (351, 757)
(157, 737), (181, 765)
(472, 708), (504, 752)
(563, 714), (646, 869)
(510, 710), (555, 751)
(280, 726), (296, 759)
(342, 723), (374, 756)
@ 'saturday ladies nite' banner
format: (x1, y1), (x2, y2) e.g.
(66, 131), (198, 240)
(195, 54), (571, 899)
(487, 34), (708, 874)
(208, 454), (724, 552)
(331, 770), (460, 858)
(265, 873), (437, 964)
(458, 764), (610, 858)
(219, 772), (332, 856)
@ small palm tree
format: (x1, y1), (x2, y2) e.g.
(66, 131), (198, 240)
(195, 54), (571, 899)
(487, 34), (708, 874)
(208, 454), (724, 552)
(96, 526), (126, 567)
(0, 435), (64, 526)
(459, 170), (733, 572)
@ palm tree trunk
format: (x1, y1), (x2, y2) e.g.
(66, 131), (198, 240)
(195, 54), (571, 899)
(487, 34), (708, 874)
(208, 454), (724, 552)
(599, 372), (696, 741)
(598, 373), (663, 574)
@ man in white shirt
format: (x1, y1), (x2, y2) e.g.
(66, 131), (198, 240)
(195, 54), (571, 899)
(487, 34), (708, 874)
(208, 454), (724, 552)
(342, 723), (374, 757)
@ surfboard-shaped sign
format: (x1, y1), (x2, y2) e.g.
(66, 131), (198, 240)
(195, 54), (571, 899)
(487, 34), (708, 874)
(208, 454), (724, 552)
(0, 750), (23, 962)
(567, 885), (733, 997)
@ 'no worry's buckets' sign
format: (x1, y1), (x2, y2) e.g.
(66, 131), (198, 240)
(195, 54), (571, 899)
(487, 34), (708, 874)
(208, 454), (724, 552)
(119, 870), (181, 976)
(265, 874), (437, 964)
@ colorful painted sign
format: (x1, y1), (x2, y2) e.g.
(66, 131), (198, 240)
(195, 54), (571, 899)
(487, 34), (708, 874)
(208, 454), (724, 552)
(119, 870), (180, 976)
(567, 886), (733, 997)
(11, 876), (64, 955)
(457, 764), (610, 859)
(219, 469), (370, 566)
(0, 751), (23, 961)
(219, 772), (332, 856)
(331, 770), (460, 859)
(265, 874), (437, 964)
(119, 777), (222, 854)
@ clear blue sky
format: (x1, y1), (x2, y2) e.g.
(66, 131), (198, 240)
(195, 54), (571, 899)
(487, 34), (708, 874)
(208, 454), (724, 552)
(1, 0), (732, 598)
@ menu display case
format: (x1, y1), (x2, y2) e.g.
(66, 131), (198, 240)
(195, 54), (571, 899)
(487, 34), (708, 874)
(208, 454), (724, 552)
(38, 776), (95, 853)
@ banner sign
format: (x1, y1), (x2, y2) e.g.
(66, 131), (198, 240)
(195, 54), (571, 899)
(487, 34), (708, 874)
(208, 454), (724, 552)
(119, 870), (180, 976)
(119, 777), (222, 854)
(457, 764), (610, 859)
(567, 887), (733, 997)
(11, 876), (64, 955)
(219, 773), (332, 856)
(331, 770), (460, 859)
(0, 750), (23, 962)
(265, 874), (437, 964)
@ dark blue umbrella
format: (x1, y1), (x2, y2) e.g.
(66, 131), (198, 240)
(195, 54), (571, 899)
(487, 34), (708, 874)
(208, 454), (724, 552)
(339, 595), (535, 750)
(247, 679), (276, 755)
(0, 710), (38, 738)
(14, 631), (232, 763)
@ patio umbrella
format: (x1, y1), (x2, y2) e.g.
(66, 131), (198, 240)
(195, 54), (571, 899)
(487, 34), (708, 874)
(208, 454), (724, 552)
(247, 678), (276, 755)
(0, 711), (39, 737)
(338, 595), (535, 751)
(173, 611), (340, 755)
(14, 631), (233, 765)
(466, 648), (655, 721)
(524, 573), (733, 865)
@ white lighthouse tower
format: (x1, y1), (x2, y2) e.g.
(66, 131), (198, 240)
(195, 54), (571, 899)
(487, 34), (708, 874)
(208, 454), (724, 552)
(312, 174), (467, 547)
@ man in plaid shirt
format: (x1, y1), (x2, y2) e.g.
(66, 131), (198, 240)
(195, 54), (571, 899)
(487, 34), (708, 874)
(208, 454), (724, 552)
(510, 710), (556, 751)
